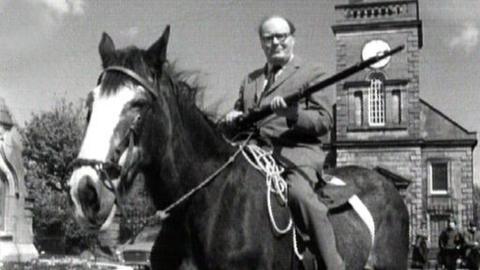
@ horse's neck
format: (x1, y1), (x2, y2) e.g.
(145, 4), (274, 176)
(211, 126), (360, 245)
(161, 95), (234, 194)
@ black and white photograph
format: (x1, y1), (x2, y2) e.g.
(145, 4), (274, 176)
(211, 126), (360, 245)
(0, 1), (479, 269)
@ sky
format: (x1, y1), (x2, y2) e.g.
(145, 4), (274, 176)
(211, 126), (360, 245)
(1, 0), (479, 181)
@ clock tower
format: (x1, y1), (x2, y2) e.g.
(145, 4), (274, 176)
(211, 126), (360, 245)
(331, 0), (425, 233)
(332, 0), (422, 141)
(330, 0), (477, 249)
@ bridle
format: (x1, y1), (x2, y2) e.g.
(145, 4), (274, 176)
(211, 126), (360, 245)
(69, 65), (246, 232)
(69, 66), (158, 215)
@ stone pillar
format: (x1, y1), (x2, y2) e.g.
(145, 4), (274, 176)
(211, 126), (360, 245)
(0, 98), (38, 262)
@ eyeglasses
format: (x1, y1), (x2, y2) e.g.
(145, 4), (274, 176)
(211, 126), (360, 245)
(261, 33), (291, 43)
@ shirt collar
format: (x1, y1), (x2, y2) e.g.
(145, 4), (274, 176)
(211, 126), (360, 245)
(266, 54), (294, 74)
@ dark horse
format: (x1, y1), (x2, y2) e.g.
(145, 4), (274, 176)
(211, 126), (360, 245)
(68, 26), (409, 269)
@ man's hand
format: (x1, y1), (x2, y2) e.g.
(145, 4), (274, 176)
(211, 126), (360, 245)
(270, 96), (298, 122)
(225, 110), (244, 126)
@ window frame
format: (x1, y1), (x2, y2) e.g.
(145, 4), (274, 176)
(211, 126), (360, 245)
(353, 91), (364, 127)
(428, 159), (450, 196)
(367, 74), (386, 127)
(344, 78), (408, 131)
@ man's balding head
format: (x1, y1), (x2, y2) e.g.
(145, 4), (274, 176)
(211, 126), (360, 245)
(258, 16), (296, 37)
(258, 16), (296, 67)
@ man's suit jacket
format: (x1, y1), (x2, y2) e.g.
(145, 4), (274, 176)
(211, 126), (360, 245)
(234, 57), (332, 180)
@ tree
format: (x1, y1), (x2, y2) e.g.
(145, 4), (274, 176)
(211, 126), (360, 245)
(21, 99), (95, 253)
(21, 98), (159, 254)
(21, 64), (207, 253)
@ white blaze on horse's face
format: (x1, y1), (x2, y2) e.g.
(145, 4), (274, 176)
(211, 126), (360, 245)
(69, 84), (137, 230)
(79, 85), (136, 161)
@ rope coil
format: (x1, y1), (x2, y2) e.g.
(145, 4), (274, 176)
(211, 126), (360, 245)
(240, 144), (303, 260)
(143, 134), (304, 260)
(241, 145), (291, 233)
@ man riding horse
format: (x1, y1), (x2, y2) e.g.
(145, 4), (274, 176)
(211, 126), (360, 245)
(225, 15), (344, 270)
(68, 22), (409, 270)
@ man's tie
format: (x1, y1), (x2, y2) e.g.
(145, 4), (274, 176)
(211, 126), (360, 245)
(256, 65), (281, 104)
(265, 65), (281, 91)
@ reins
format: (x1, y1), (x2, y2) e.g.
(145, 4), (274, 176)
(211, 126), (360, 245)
(71, 65), (251, 233)
(72, 66), (301, 259)
(127, 135), (252, 239)
(158, 140), (248, 216)
(69, 66), (302, 260)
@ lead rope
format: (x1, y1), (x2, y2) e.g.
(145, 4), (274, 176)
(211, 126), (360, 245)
(240, 144), (303, 261)
(159, 144), (246, 216)
(133, 138), (249, 238)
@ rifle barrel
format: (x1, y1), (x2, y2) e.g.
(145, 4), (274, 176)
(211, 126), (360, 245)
(235, 45), (404, 128)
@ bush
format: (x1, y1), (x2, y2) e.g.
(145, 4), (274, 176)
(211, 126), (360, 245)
(21, 99), (95, 253)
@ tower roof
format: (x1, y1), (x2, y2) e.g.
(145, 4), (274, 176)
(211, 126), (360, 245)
(333, 0), (420, 26)
(332, 0), (422, 48)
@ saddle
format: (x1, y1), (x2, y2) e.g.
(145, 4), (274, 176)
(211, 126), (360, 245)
(315, 173), (359, 210)
(242, 144), (374, 269)
(242, 142), (358, 211)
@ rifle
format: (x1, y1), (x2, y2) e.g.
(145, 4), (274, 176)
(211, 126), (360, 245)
(230, 45), (404, 130)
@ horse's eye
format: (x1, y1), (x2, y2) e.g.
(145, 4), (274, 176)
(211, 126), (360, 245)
(130, 99), (149, 109)
(106, 166), (121, 179)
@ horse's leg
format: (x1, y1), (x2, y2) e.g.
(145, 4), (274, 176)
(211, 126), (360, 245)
(150, 220), (190, 270)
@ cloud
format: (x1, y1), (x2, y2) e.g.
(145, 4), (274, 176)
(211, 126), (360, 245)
(120, 26), (140, 39)
(0, 0), (86, 62)
(448, 23), (479, 53)
(34, 0), (85, 16)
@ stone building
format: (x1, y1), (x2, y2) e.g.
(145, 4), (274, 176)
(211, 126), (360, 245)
(328, 0), (477, 249)
(0, 98), (38, 261)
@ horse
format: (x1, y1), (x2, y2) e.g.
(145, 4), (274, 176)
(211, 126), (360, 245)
(67, 26), (409, 270)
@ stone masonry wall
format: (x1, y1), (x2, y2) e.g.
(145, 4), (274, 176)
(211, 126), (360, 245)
(422, 147), (475, 229)
(335, 28), (420, 141)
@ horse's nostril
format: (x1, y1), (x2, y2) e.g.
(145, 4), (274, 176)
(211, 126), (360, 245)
(77, 175), (100, 213)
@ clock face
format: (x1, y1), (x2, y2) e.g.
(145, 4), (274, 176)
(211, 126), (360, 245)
(361, 40), (391, 69)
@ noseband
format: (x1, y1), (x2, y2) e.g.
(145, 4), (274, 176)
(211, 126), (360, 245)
(69, 66), (157, 214)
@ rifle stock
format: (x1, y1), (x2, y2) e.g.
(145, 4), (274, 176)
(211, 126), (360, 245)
(232, 45), (404, 130)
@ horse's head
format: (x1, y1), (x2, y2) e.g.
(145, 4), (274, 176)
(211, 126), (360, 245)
(68, 26), (171, 231)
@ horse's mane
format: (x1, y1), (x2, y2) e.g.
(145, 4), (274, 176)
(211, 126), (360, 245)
(99, 46), (220, 131)
(162, 62), (220, 129)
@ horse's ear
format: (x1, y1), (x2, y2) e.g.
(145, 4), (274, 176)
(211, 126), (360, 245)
(147, 25), (170, 70)
(99, 32), (116, 68)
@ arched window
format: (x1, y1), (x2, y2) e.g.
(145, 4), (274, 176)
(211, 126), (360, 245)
(368, 73), (385, 126)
